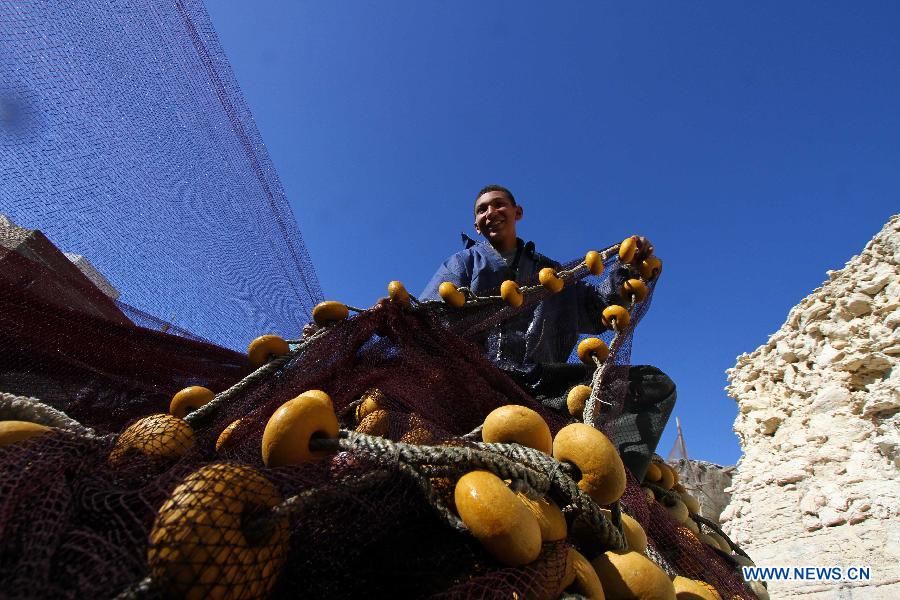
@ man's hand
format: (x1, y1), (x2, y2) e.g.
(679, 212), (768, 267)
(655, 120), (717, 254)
(633, 236), (654, 263)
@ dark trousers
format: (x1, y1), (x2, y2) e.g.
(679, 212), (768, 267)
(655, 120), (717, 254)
(517, 363), (676, 482)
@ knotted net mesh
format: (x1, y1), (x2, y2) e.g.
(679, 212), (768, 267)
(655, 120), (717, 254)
(1, 1), (757, 597)
(1, 242), (755, 599)
(0, 0), (322, 351)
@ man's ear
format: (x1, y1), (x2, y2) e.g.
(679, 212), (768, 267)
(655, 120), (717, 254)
(515, 205), (523, 221)
(473, 221), (482, 235)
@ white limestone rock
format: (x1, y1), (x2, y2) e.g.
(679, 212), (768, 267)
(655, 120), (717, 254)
(724, 216), (900, 600)
(808, 386), (850, 414)
(845, 293), (874, 316)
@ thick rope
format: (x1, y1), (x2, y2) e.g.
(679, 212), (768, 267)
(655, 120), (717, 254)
(460, 423), (483, 441)
(0, 391), (106, 439)
(303, 434), (524, 532)
(316, 432), (551, 497)
(305, 431), (558, 532)
(582, 315), (636, 430)
(308, 433), (626, 549)
(477, 441), (626, 551)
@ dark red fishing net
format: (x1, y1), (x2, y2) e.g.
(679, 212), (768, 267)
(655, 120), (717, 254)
(0, 248), (250, 433)
(0, 246), (753, 599)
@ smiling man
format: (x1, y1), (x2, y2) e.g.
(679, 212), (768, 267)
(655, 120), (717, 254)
(421, 184), (623, 376)
(420, 184), (676, 481)
(473, 185), (523, 254)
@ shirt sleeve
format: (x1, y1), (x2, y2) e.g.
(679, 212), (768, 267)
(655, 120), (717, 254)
(420, 252), (473, 300)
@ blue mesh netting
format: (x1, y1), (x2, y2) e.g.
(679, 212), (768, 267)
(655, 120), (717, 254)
(0, 0), (322, 351)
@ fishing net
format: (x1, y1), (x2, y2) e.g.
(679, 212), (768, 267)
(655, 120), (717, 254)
(1, 1), (759, 597)
(0, 0), (322, 352)
(1, 238), (756, 599)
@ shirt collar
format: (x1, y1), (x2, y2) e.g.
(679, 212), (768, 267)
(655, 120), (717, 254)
(460, 233), (532, 257)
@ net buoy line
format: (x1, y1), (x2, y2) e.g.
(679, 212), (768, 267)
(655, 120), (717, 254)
(313, 431), (553, 518)
(476, 441), (626, 549)
(7, 235), (662, 598)
(2, 236), (654, 438)
(579, 292), (649, 425)
(0, 238), (635, 441)
(184, 326), (331, 426)
(416, 242), (621, 309)
(0, 391), (108, 439)
(643, 480), (752, 561)
(115, 429), (628, 600)
(582, 334), (623, 429)
(309, 431), (625, 552)
(185, 236), (654, 430)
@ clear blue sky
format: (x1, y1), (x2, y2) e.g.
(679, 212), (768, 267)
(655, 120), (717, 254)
(204, 1), (898, 466)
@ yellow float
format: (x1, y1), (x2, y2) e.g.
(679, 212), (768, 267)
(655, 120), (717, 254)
(585, 250), (605, 276)
(577, 337), (610, 365)
(215, 419), (242, 452)
(619, 236), (639, 263)
(482, 405), (552, 454)
(169, 386), (214, 419)
(673, 576), (721, 600)
(621, 278), (649, 303)
(566, 384), (593, 419)
(148, 463), (289, 600)
(247, 334), (290, 368)
(387, 280), (411, 304)
(538, 268), (564, 293)
(109, 414), (194, 465)
(453, 470), (542, 567)
(552, 423), (626, 506)
(593, 550), (676, 600)
(0, 420), (52, 447)
(500, 280), (524, 308)
(601, 305), (630, 330)
(438, 282), (466, 307)
(640, 256), (663, 281)
(312, 300), (350, 326)
(262, 395), (339, 466)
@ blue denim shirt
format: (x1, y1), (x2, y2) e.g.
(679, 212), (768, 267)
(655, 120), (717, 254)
(421, 234), (626, 377)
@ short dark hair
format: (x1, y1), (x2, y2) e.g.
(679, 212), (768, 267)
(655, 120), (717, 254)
(475, 184), (516, 208)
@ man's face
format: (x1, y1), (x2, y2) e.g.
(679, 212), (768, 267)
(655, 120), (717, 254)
(474, 190), (523, 249)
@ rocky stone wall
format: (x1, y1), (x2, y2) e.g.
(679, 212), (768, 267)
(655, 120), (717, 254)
(723, 216), (899, 599)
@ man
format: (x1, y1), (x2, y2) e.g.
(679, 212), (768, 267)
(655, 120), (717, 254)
(421, 185), (675, 480)
(421, 184), (627, 393)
